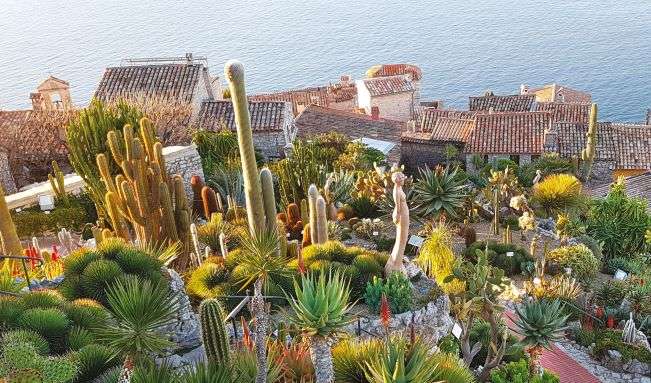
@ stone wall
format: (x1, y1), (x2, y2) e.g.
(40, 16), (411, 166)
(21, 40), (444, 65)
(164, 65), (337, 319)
(0, 151), (17, 194)
(400, 140), (464, 173)
(163, 145), (205, 197)
(369, 92), (415, 122)
(253, 132), (289, 159)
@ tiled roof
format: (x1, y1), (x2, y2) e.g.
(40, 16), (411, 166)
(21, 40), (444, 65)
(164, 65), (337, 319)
(589, 172), (651, 209)
(466, 112), (551, 154)
(536, 102), (591, 124)
(0, 110), (71, 164)
(250, 83), (356, 114)
(526, 84), (591, 103)
(420, 108), (481, 132)
(361, 75), (415, 97)
(197, 100), (291, 132)
(368, 64), (422, 81)
(430, 117), (475, 143)
(612, 124), (651, 170)
(554, 122), (615, 161)
(294, 105), (404, 161)
(469, 94), (535, 112)
(94, 64), (212, 104)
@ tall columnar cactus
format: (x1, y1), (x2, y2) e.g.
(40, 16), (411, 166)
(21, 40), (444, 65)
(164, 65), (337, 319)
(580, 103), (598, 181)
(224, 60), (265, 235)
(201, 186), (221, 220)
(315, 196), (328, 244)
(190, 223), (202, 266)
(622, 312), (638, 344)
(199, 298), (231, 364)
(492, 189), (500, 235)
(260, 167), (277, 231)
(219, 232), (228, 258)
(502, 225), (512, 244)
(48, 160), (69, 206)
(308, 185), (319, 244)
(0, 185), (22, 256)
(191, 175), (205, 217)
(98, 119), (191, 255)
(300, 199), (308, 223)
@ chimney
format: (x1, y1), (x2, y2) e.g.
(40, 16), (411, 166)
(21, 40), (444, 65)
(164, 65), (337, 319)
(488, 107), (495, 115)
(520, 84), (529, 95)
(646, 108), (651, 125)
(371, 106), (380, 120)
(185, 52), (193, 63)
(340, 75), (352, 86)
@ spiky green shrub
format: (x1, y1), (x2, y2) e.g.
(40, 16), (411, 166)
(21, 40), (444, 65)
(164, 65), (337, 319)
(416, 225), (464, 295)
(63, 249), (102, 276)
(333, 338), (383, 383)
(74, 344), (119, 383)
(17, 308), (71, 347)
(586, 183), (650, 260)
(80, 259), (124, 303)
(490, 359), (559, 383)
(412, 166), (469, 220)
(187, 261), (230, 301)
(21, 290), (66, 310)
(0, 341), (78, 383)
(1, 329), (50, 356)
(364, 272), (413, 314)
(231, 348), (282, 383)
(546, 244), (600, 284)
(364, 337), (441, 382)
(531, 173), (584, 216)
(0, 295), (25, 329)
(67, 326), (95, 351)
(430, 352), (476, 383)
(62, 300), (109, 329)
(464, 241), (531, 276)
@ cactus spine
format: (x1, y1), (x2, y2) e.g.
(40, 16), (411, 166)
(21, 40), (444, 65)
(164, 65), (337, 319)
(580, 103), (598, 181)
(224, 60), (265, 235)
(0, 185), (22, 256)
(199, 298), (231, 364)
(48, 160), (69, 206)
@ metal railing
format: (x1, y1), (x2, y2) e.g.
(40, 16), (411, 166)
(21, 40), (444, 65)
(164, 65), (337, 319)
(0, 253), (44, 295)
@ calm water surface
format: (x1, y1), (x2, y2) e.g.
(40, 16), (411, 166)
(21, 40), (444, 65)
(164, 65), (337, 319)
(1, 0), (649, 121)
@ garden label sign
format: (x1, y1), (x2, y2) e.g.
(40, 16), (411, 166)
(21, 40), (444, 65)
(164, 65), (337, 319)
(408, 235), (424, 248)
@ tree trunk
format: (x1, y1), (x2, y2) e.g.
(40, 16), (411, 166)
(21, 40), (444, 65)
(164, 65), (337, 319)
(528, 345), (544, 377)
(252, 278), (267, 383)
(309, 336), (334, 383)
(118, 356), (134, 383)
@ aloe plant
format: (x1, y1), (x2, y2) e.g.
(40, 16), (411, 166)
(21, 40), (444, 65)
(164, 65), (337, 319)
(412, 166), (468, 220)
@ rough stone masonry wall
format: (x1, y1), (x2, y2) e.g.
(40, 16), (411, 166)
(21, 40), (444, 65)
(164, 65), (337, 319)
(252, 131), (286, 159)
(400, 140), (464, 173)
(162, 144), (205, 198)
(0, 151), (17, 194)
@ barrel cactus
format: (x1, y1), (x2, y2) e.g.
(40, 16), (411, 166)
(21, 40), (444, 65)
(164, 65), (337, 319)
(199, 298), (230, 364)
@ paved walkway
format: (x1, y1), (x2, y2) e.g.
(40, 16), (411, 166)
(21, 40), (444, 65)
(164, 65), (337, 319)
(504, 310), (601, 383)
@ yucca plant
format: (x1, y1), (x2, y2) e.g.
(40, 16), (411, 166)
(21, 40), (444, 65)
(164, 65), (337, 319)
(286, 271), (355, 383)
(95, 276), (177, 383)
(332, 338), (383, 383)
(531, 174), (583, 217)
(513, 299), (569, 376)
(412, 166), (468, 220)
(364, 337), (441, 383)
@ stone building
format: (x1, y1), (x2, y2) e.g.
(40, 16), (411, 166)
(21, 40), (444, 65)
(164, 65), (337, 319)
(250, 76), (357, 115)
(356, 75), (416, 122)
(30, 76), (73, 112)
(465, 111), (552, 169)
(94, 54), (220, 118)
(611, 124), (651, 178)
(196, 100), (295, 159)
(520, 83), (591, 104)
(469, 93), (535, 112)
(366, 63), (422, 107)
(294, 105), (405, 163)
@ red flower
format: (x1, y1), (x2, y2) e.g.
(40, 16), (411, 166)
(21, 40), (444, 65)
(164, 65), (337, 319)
(51, 245), (60, 262)
(595, 306), (604, 318)
(380, 294), (391, 330)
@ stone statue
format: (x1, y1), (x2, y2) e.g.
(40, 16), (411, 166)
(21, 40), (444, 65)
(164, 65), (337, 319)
(385, 171), (409, 275)
(532, 169), (542, 185)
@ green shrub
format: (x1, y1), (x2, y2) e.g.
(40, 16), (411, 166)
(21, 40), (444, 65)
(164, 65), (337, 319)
(438, 334), (460, 355)
(349, 196), (380, 219)
(464, 241), (531, 276)
(17, 308), (70, 352)
(469, 320), (525, 368)
(430, 352), (476, 383)
(62, 301), (109, 329)
(587, 184), (650, 260)
(0, 296), (24, 329)
(574, 234), (603, 262)
(364, 272), (413, 314)
(11, 206), (89, 238)
(594, 280), (631, 309)
(187, 261), (230, 301)
(332, 338), (383, 383)
(592, 329), (651, 363)
(604, 256), (645, 275)
(80, 259), (124, 304)
(21, 290), (66, 309)
(1, 329), (49, 356)
(63, 249), (102, 276)
(573, 328), (596, 348)
(75, 344), (118, 383)
(546, 244), (600, 283)
(490, 359), (559, 383)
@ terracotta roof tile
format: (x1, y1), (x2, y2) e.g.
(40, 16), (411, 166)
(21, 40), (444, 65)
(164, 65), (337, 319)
(430, 117), (475, 143)
(554, 122), (615, 161)
(0, 110), (71, 165)
(361, 75), (415, 97)
(250, 83), (356, 115)
(94, 64), (210, 104)
(294, 105), (404, 161)
(612, 124), (651, 170)
(368, 64), (422, 81)
(536, 102), (591, 124)
(469, 94), (535, 112)
(420, 108), (481, 132)
(590, 172), (651, 208)
(197, 100), (291, 133)
(466, 112), (551, 154)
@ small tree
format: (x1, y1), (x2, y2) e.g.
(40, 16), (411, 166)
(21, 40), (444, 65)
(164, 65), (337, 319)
(444, 248), (511, 381)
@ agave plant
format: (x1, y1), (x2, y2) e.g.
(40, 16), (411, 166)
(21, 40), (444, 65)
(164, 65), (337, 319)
(513, 299), (569, 376)
(412, 166), (468, 220)
(364, 337), (441, 383)
(286, 271), (355, 383)
(95, 276), (177, 383)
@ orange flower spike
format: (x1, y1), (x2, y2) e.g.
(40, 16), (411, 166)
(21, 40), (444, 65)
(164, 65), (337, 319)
(380, 294), (391, 330)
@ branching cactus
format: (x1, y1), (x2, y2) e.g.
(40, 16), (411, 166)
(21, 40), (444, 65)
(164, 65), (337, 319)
(0, 185), (22, 256)
(224, 60), (265, 235)
(48, 160), (69, 206)
(580, 103), (598, 181)
(97, 118), (191, 255)
(199, 298), (231, 364)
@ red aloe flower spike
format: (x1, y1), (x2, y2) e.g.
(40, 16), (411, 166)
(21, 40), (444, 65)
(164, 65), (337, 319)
(51, 245), (59, 262)
(380, 294), (391, 330)
(297, 247), (306, 275)
(241, 316), (253, 351)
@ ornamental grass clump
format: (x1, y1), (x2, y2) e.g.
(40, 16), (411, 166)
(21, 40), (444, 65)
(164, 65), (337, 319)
(286, 271), (355, 383)
(531, 173), (584, 216)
